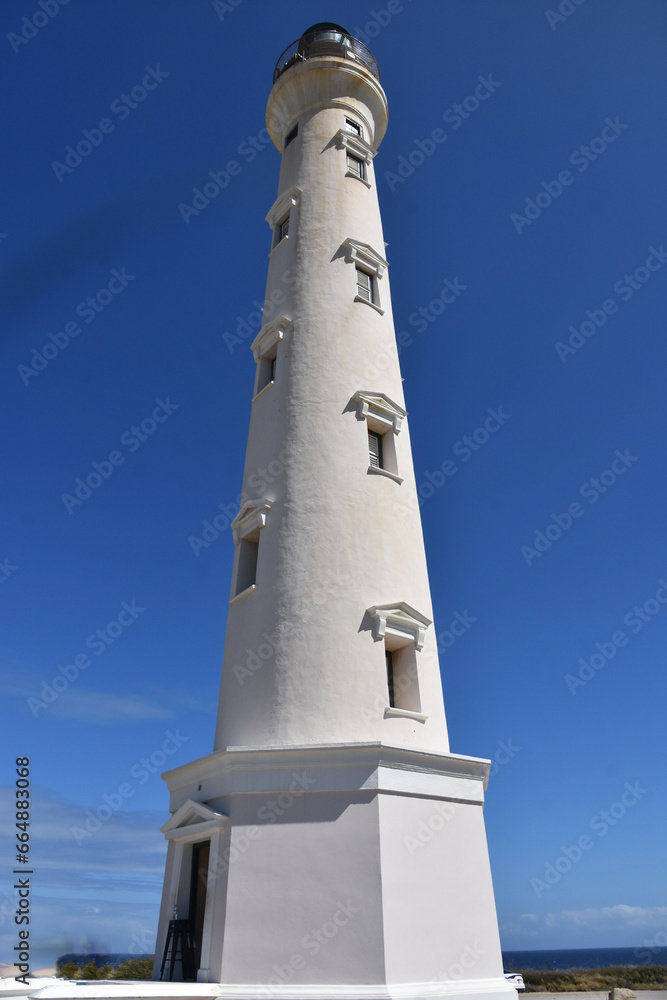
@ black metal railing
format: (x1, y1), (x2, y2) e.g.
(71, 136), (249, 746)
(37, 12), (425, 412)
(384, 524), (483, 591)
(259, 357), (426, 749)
(273, 27), (380, 84)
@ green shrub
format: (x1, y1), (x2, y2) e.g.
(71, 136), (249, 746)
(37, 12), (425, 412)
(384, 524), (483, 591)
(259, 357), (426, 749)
(74, 960), (112, 980)
(109, 958), (154, 980)
(57, 957), (154, 981)
(523, 965), (667, 993)
(57, 961), (79, 980)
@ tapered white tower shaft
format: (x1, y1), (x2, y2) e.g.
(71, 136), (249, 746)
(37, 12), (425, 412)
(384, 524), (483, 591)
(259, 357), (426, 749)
(214, 23), (447, 753)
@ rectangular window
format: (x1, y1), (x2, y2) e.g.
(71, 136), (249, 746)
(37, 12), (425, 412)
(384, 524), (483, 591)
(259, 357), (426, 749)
(346, 152), (365, 180)
(368, 431), (382, 469)
(386, 650), (395, 708)
(356, 267), (373, 303)
(345, 117), (362, 137)
(278, 215), (289, 241)
(255, 349), (277, 396)
(284, 124), (298, 149)
(388, 644), (421, 712)
(235, 538), (258, 595)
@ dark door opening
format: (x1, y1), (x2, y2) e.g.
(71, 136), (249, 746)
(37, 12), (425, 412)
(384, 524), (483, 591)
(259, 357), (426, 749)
(189, 841), (210, 976)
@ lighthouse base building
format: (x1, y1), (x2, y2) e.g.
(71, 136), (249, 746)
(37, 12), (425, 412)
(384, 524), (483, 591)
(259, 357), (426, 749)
(154, 744), (512, 1000)
(152, 24), (516, 1000)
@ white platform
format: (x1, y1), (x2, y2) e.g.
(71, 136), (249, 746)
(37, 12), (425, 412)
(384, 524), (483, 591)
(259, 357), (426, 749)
(29, 980), (514, 1000)
(28, 984), (221, 1000)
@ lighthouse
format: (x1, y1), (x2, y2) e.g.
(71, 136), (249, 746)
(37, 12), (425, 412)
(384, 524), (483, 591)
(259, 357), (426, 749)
(154, 24), (515, 1000)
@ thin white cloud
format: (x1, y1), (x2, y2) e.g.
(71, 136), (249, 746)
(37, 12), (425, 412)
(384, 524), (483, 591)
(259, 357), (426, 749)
(144, 684), (218, 715)
(502, 905), (667, 950)
(0, 661), (181, 723)
(544, 905), (667, 930)
(46, 690), (175, 723)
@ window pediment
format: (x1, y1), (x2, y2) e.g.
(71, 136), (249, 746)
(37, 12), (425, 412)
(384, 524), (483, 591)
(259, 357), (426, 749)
(353, 391), (406, 434)
(334, 128), (376, 164)
(250, 316), (290, 362)
(231, 499), (274, 544)
(367, 602), (432, 651)
(342, 238), (388, 278)
(266, 187), (301, 229)
(265, 186), (302, 230)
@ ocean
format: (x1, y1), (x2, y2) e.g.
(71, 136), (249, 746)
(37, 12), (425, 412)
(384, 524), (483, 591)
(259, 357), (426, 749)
(502, 947), (667, 971)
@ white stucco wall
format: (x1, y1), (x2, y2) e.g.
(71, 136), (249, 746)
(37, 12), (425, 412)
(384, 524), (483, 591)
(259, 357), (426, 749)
(379, 793), (506, 985)
(212, 791), (385, 985)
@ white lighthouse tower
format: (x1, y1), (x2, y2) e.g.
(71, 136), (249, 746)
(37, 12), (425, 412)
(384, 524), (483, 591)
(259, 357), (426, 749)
(154, 24), (515, 1000)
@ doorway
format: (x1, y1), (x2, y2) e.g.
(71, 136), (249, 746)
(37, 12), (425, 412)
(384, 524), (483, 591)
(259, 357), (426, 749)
(189, 841), (210, 976)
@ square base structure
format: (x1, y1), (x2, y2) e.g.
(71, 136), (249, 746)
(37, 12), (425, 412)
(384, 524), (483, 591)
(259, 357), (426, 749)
(151, 743), (516, 1000)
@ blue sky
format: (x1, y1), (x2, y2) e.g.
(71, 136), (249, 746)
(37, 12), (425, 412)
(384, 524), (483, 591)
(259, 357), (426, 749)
(2, 0), (666, 971)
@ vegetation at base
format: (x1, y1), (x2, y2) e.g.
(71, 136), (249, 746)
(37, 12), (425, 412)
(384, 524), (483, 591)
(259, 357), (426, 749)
(56, 955), (154, 980)
(522, 964), (667, 992)
(109, 958), (154, 979)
